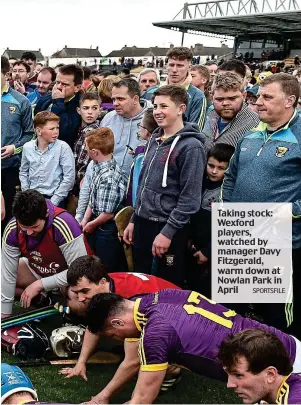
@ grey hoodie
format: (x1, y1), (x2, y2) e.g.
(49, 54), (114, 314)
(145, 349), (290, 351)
(133, 123), (207, 239)
(100, 100), (151, 175)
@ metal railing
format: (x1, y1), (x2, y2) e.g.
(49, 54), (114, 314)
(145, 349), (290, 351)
(173, 0), (300, 20)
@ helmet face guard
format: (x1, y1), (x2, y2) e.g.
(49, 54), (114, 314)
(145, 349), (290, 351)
(50, 325), (86, 358)
(11, 324), (50, 361)
(1, 363), (38, 403)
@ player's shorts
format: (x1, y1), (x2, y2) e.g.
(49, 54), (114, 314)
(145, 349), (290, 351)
(20, 257), (42, 280)
(292, 336), (301, 373)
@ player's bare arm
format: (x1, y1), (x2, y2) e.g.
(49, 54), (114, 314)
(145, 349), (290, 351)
(85, 341), (140, 404)
(60, 329), (100, 381)
(128, 369), (167, 404)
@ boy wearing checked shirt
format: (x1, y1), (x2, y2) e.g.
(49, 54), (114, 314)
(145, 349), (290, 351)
(80, 128), (128, 272)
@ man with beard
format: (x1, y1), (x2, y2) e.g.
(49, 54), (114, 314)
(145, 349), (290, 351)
(203, 72), (259, 148)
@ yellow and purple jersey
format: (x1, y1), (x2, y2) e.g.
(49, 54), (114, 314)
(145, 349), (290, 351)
(276, 373), (301, 404)
(134, 289), (296, 381)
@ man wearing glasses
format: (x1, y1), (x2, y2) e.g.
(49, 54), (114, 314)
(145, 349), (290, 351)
(11, 61), (36, 95)
(35, 64), (83, 148)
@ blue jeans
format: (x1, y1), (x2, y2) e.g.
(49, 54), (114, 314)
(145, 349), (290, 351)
(88, 223), (127, 272)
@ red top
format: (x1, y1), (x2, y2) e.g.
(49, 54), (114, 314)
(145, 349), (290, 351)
(109, 272), (181, 298)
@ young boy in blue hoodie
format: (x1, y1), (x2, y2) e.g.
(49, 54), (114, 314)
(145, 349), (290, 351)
(123, 85), (207, 286)
(187, 143), (234, 297)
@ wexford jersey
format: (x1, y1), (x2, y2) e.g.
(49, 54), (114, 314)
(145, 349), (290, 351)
(276, 373), (301, 404)
(108, 272), (180, 298)
(134, 289), (296, 381)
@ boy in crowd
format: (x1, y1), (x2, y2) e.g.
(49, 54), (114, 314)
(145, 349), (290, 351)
(80, 128), (127, 272)
(190, 64), (210, 92)
(188, 143), (234, 297)
(124, 85), (207, 286)
(19, 112), (75, 208)
(126, 107), (158, 206)
(67, 93), (101, 215)
(11, 61), (36, 95)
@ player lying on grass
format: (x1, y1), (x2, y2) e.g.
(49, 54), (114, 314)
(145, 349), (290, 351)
(65, 255), (179, 317)
(218, 329), (301, 404)
(1, 190), (92, 318)
(60, 255), (181, 399)
(85, 289), (301, 404)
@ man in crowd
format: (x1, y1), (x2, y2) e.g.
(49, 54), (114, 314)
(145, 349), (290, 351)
(21, 51), (38, 84)
(34, 63), (44, 75)
(100, 78), (150, 176)
(35, 64), (83, 148)
(8, 58), (17, 72)
(138, 68), (160, 101)
(221, 73), (301, 338)
(166, 47), (206, 128)
(206, 60), (218, 78)
(218, 329), (301, 404)
(85, 289), (301, 404)
(11, 61), (36, 95)
(203, 72), (259, 148)
(190, 65), (210, 92)
(1, 190), (93, 317)
(27, 67), (56, 105)
(218, 59), (247, 80)
(1, 56), (34, 229)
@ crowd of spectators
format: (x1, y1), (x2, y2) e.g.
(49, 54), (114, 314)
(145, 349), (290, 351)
(1, 47), (301, 343)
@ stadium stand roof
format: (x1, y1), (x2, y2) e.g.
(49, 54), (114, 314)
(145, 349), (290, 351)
(153, 0), (301, 38)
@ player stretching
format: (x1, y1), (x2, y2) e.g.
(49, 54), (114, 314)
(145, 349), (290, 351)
(60, 255), (181, 399)
(85, 289), (301, 404)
